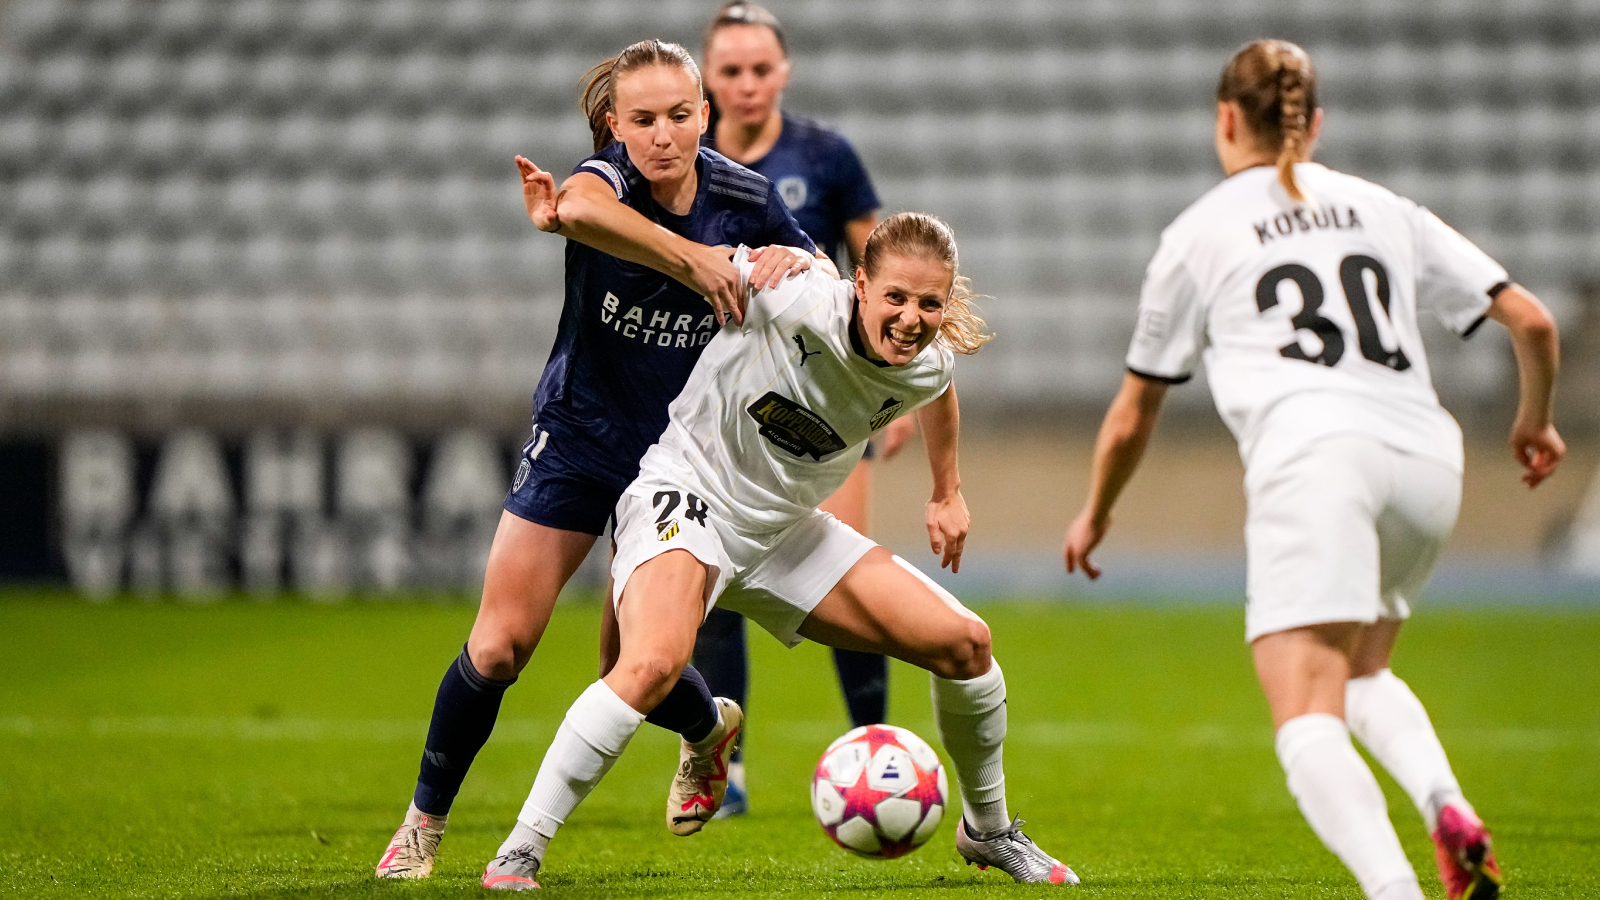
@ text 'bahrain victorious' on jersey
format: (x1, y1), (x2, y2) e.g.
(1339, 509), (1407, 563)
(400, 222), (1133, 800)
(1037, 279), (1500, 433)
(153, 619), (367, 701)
(634, 247), (953, 534)
(1125, 163), (1508, 474)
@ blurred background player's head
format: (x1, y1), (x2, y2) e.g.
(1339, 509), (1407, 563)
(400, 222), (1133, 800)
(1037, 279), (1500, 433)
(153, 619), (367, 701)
(1215, 39), (1323, 201)
(857, 212), (991, 362)
(702, 2), (791, 130)
(580, 38), (707, 179)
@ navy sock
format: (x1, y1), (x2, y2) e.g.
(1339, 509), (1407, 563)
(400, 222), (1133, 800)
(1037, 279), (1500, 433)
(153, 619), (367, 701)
(412, 646), (515, 816)
(644, 664), (718, 744)
(832, 648), (889, 727)
(692, 606), (749, 761)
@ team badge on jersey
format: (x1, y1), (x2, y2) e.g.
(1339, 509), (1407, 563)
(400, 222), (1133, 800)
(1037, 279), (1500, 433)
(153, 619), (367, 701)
(777, 176), (808, 211)
(746, 391), (847, 461)
(870, 398), (903, 431)
(657, 519), (679, 540)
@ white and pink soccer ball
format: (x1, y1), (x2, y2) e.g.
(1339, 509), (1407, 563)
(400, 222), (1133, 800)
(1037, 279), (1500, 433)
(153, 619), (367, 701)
(811, 724), (948, 859)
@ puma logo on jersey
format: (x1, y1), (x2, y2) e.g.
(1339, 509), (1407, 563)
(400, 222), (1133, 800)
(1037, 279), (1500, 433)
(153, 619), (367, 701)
(1254, 205), (1363, 245)
(870, 398), (903, 431)
(746, 392), (847, 461)
(793, 334), (822, 366)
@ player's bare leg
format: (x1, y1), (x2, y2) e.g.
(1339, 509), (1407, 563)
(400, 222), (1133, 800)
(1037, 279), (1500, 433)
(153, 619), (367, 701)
(378, 514), (593, 880)
(1347, 620), (1501, 900)
(799, 547), (1077, 885)
(485, 550), (707, 888)
(1254, 623), (1425, 900)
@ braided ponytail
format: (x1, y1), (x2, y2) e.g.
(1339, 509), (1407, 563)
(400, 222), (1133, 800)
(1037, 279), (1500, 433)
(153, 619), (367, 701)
(579, 39), (703, 153)
(1217, 39), (1318, 201)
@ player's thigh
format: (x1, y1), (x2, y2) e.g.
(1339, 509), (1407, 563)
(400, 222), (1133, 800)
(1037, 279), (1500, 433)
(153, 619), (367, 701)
(819, 458), (872, 534)
(468, 511), (598, 678)
(1375, 453), (1462, 621)
(1244, 436), (1387, 643)
(799, 547), (991, 681)
(1251, 621), (1362, 728)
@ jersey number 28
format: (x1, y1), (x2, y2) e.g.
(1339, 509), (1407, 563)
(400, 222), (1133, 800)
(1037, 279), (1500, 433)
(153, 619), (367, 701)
(1255, 255), (1411, 371)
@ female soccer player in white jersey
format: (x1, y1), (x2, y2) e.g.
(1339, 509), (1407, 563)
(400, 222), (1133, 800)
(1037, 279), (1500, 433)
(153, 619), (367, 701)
(1062, 40), (1563, 900)
(480, 213), (1078, 890)
(694, 0), (915, 818)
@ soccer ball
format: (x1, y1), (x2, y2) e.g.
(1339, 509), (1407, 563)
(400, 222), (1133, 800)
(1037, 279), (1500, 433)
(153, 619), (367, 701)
(811, 724), (948, 858)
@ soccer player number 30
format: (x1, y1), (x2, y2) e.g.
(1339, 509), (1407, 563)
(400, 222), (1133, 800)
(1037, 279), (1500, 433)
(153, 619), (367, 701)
(1255, 254), (1412, 372)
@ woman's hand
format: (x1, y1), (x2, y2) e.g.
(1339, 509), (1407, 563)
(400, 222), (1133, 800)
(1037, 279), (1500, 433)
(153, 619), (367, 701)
(1062, 508), (1108, 580)
(1510, 416), (1564, 488)
(926, 490), (970, 572)
(683, 243), (744, 326)
(516, 155), (561, 233)
(746, 245), (814, 290)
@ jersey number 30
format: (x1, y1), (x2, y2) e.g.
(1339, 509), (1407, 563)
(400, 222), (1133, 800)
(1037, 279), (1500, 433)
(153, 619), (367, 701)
(1255, 255), (1411, 371)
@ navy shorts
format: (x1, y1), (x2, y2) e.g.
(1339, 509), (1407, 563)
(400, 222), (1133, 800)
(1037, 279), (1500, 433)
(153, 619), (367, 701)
(503, 424), (625, 536)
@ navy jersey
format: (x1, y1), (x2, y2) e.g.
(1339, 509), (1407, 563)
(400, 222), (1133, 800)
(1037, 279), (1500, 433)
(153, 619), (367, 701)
(704, 114), (880, 264)
(530, 143), (815, 491)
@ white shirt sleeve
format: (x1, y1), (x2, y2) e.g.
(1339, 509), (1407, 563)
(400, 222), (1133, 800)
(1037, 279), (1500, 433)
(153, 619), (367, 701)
(1412, 206), (1508, 337)
(735, 247), (823, 331)
(1124, 231), (1207, 383)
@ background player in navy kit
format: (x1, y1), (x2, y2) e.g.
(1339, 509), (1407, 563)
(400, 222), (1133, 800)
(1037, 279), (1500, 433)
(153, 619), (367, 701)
(377, 39), (820, 879)
(691, 2), (914, 817)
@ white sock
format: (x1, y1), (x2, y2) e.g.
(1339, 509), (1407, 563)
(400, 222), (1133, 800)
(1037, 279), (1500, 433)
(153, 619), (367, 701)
(1275, 713), (1421, 900)
(1346, 669), (1469, 832)
(931, 660), (1009, 834)
(496, 680), (645, 858)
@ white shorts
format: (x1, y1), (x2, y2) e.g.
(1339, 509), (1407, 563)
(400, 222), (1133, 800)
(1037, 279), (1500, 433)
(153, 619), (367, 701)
(1244, 433), (1461, 642)
(610, 485), (876, 648)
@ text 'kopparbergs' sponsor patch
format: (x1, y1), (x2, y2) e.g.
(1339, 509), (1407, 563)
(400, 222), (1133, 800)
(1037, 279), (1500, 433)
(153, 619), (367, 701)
(745, 392), (847, 461)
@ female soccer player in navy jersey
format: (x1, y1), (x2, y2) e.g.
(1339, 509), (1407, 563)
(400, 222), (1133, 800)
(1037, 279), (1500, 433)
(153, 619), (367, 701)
(1063, 40), (1562, 900)
(691, 1), (915, 817)
(376, 39), (821, 879)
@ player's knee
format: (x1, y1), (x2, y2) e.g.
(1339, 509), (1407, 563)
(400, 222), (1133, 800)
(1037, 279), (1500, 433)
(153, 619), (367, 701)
(930, 618), (992, 681)
(616, 649), (686, 705)
(467, 634), (534, 682)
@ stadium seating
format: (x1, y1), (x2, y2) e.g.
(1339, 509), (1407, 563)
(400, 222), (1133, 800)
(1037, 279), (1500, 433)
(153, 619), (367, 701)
(1, 0), (1595, 414)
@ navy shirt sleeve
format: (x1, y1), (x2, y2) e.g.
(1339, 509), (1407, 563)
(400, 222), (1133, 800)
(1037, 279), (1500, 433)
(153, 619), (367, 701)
(571, 144), (635, 202)
(825, 135), (880, 224)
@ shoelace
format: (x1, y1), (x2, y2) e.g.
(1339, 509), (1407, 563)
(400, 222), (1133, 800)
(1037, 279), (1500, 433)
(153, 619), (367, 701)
(497, 843), (541, 870)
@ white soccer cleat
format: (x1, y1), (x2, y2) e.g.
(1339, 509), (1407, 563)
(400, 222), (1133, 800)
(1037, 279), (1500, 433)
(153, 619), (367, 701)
(955, 816), (1079, 885)
(667, 697), (743, 835)
(481, 842), (542, 891)
(374, 803), (446, 880)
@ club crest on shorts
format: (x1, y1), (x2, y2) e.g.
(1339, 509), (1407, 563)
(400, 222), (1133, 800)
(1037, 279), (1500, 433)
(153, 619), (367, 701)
(656, 519), (679, 541)
(746, 391), (847, 461)
(870, 398), (903, 431)
(512, 457), (531, 492)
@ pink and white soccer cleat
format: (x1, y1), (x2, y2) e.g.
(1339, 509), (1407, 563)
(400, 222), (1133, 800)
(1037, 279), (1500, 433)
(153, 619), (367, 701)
(667, 697), (743, 835)
(1432, 805), (1502, 900)
(481, 842), (542, 891)
(374, 803), (446, 879)
(955, 816), (1079, 885)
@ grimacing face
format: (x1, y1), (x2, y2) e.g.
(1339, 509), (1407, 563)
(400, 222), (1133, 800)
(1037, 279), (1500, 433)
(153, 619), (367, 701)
(606, 64), (708, 187)
(853, 253), (953, 366)
(704, 24), (789, 129)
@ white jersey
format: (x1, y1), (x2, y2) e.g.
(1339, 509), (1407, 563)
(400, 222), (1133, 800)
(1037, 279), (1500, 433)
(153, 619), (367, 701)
(635, 248), (954, 534)
(1126, 163), (1508, 474)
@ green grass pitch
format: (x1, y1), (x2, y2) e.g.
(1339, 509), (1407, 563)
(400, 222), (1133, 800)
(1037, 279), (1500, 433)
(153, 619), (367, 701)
(3, 592), (1597, 898)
